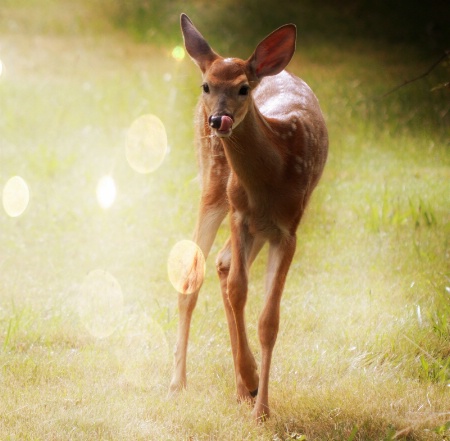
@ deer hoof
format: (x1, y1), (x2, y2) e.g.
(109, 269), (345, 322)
(252, 404), (270, 423)
(236, 384), (257, 403)
(167, 379), (185, 398)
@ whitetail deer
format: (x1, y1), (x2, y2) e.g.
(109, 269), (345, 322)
(169, 14), (328, 421)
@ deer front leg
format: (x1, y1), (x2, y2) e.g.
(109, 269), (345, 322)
(217, 235), (265, 401)
(216, 238), (250, 400)
(252, 235), (296, 421)
(169, 203), (227, 396)
(225, 213), (260, 397)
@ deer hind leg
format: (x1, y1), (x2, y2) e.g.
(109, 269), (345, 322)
(251, 235), (296, 421)
(216, 235), (265, 401)
(169, 202), (227, 396)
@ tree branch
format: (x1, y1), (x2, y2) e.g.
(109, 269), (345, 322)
(378, 50), (449, 100)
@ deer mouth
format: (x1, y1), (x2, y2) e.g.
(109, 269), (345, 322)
(209, 115), (234, 137)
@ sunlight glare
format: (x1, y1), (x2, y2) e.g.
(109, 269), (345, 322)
(171, 46), (185, 61)
(96, 175), (116, 209)
(78, 269), (124, 339)
(167, 240), (205, 295)
(2, 176), (30, 217)
(115, 312), (170, 388)
(0, 59), (3, 77)
(126, 114), (167, 174)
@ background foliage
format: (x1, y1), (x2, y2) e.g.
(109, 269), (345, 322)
(107, 0), (450, 53)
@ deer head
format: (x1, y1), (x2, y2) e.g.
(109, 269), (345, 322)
(180, 14), (297, 138)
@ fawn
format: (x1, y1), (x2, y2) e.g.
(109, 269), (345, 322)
(169, 14), (328, 421)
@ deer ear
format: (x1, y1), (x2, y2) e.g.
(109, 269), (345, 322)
(180, 14), (218, 72)
(247, 24), (296, 79)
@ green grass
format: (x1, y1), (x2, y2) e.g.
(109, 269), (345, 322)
(0, 1), (449, 440)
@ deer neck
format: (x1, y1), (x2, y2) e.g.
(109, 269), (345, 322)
(221, 103), (284, 192)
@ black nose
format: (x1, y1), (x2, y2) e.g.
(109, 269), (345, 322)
(209, 115), (222, 129)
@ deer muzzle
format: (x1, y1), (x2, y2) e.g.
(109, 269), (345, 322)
(209, 115), (234, 136)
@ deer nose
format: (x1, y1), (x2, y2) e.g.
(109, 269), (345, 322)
(209, 115), (234, 132)
(209, 115), (222, 129)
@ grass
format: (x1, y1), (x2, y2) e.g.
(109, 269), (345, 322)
(0, 1), (449, 440)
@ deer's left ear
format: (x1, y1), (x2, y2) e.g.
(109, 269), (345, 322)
(247, 24), (296, 79)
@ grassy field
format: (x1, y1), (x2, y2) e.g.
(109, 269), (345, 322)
(0, 1), (449, 440)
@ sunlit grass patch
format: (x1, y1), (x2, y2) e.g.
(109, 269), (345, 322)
(271, 373), (449, 440)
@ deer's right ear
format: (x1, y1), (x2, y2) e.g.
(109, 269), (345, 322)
(180, 14), (218, 73)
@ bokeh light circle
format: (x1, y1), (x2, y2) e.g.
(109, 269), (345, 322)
(96, 175), (116, 209)
(171, 46), (185, 61)
(78, 269), (124, 339)
(126, 114), (167, 174)
(2, 176), (30, 217)
(167, 240), (206, 295)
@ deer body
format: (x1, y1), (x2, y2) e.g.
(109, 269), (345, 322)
(170, 14), (328, 421)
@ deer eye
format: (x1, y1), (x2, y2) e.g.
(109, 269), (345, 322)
(202, 83), (210, 94)
(238, 85), (250, 96)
